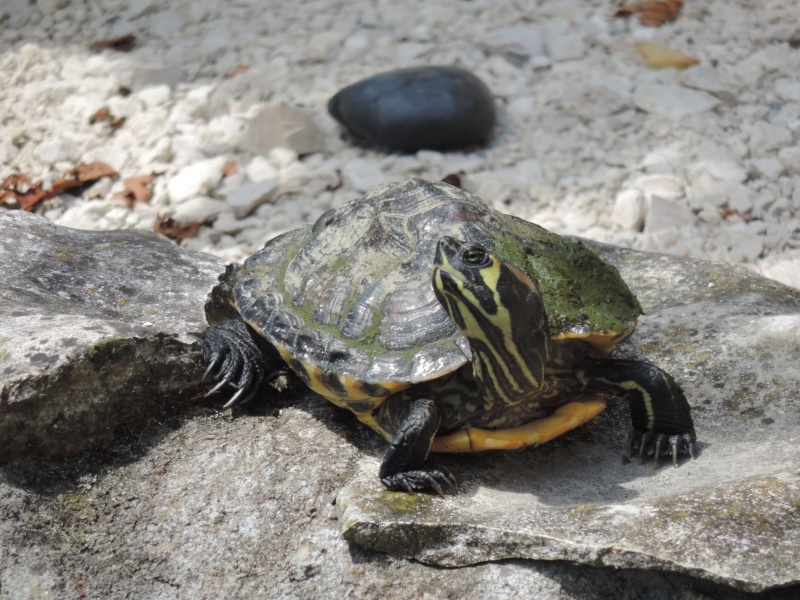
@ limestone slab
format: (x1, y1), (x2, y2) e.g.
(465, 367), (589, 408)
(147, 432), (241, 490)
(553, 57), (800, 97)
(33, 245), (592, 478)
(0, 211), (228, 458)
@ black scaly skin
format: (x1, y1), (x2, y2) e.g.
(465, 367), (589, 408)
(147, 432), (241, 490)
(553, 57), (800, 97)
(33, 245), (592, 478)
(192, 319), (282, 408)
(379, 398), (457, 495)
(579, 358), (697, 468)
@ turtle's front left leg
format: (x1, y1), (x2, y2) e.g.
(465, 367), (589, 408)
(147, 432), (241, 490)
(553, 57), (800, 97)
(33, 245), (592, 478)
(579, 359), (697, 468)
(379, 397), (458, 495)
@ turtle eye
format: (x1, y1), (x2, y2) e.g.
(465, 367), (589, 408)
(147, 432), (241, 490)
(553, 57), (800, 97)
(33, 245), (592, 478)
(460, 245), (490, 266)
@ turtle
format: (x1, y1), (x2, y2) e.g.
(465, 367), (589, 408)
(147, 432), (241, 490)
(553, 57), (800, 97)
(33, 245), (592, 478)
(196, 178), (696, 495)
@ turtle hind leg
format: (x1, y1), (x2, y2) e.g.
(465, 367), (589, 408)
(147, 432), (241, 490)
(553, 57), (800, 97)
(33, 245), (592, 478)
(580, 358), (697, 468)
(191, 319), (282, 408)
(379, 398), (457, 495)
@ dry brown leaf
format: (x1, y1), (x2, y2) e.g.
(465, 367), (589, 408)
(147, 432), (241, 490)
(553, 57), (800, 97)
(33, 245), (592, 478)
(0, 174), (48, 211)
(68, 162), (119, 182)
(115, 174), (156, 206)
(155, 217), (207, 242)
(616, 0), (683, 27)
(47, 162), (119, 203)
(0, 162), (119, 212)
(89, 106), (126, 129)
(634, 41), (698, 69)
(89, 33), (137, 52)
(721, 208), (758, 222)
(221, 161), (238, 177)
(225, 64), (249, 78)
(89, 106), (112, 123)
(442, 171), (465, 189)
(48, 176), (82, 196)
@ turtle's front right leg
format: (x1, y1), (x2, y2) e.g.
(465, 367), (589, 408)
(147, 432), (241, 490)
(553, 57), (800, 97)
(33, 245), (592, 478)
(579, 358), (697, 468)
(191, 319), (282, 408)
(379, 397), (458, 495)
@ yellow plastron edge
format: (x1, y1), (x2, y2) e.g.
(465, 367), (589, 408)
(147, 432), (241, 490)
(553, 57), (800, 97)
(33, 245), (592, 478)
(430, 397), (607, 453)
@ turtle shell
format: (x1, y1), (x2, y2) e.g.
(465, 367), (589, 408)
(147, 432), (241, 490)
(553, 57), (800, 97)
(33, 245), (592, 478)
(234, 178), (641, 404)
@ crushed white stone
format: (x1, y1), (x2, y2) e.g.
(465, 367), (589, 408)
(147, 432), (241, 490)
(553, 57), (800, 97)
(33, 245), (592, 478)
(0, 0), (798, 289)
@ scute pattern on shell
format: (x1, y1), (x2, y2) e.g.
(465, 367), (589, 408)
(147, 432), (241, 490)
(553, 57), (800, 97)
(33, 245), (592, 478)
(234, 178), (640, 390)
(236, 179), (478, 387)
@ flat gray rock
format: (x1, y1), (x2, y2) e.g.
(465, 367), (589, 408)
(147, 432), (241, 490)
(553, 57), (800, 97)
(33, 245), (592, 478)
(338, 245), (800, 594)
(0, 210), (227, 458)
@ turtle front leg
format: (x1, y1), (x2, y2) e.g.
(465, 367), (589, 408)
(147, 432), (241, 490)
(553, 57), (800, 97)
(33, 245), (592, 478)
(579, 359), (697, 468)
(379, 398), (458, 495)
(191, 319), (282, 408)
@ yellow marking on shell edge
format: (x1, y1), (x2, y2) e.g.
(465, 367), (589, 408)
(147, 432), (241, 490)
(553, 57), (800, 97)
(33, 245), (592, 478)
(276, 346), (406, 403)
(552, 330), (634, 357)
(429, 397), (607, 453)
(354, 412), (393, 442)
(276, 345), (408, 440)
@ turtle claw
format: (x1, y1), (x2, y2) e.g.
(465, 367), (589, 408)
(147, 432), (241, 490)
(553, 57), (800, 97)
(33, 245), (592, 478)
(685, 435), (697, 460)
(627, 428), (697, 469)
(381, 463), (458, 496)
(202, 354), (222, 382)
(207, 376), (232, 397)
(652, 436), (665, 470)
(195, 320), (274, 408)
(637, 431), (653, 465)
(222, 383), (258, 409)
(670, 437), (680, 468)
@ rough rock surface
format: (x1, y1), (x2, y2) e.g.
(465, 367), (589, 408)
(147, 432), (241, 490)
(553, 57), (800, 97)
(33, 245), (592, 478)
(1, 217), (797, 598)
(338, 245), (800, 593)
(0, 210), (226, 458)
(6, 412), (777, 600)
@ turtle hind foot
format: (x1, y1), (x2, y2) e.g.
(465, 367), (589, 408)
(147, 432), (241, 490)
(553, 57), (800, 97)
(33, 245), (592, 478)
(627, 429), (697, 470)
(381, 463), (458, 496)
(191, 319), (276, 408)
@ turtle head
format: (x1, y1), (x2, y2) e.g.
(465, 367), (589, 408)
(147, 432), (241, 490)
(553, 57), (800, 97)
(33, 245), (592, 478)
(432, 236), (550, 405)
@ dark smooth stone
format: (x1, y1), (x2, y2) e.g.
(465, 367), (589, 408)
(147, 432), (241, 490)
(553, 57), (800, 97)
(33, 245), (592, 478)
(328, 66), (496, 152)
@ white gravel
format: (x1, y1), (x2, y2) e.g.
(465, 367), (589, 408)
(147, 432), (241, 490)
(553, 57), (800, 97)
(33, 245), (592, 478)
(1, 0), (798, 287)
